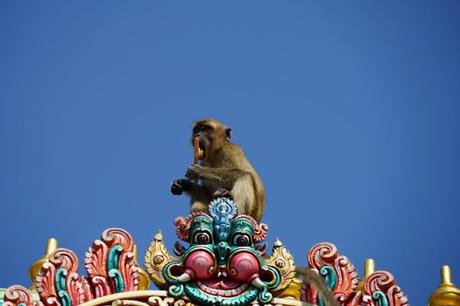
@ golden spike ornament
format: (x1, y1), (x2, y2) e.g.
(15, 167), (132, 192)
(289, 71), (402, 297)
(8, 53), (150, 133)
(428, 265), (460, 306)
(28, 238), (58, 289)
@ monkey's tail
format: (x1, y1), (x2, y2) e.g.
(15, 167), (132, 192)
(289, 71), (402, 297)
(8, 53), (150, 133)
(295, 267), (340, 306)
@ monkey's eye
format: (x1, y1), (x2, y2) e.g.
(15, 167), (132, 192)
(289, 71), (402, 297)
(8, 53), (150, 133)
(192, 231), (212, 245)
(231, 233), (252, 247)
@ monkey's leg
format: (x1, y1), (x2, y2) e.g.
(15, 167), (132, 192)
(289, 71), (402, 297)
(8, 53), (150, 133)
(213, 188), (233, 200)
(171, 179), (210, 213)
(188, 183), (212, 213)
(231, 174), (255, 217)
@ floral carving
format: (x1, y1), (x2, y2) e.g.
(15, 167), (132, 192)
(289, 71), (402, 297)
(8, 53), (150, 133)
(3, 285), (43, 306)
(85, 228), (139, 297)
(304, 242), (359, 304)
(36, 249), (92, 306)
(362, 271), (408, 306)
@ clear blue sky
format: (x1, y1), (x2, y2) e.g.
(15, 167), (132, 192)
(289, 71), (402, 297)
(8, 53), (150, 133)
(1, 2), (459, 305)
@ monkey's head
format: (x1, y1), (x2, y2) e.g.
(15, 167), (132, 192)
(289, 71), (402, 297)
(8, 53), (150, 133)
(192, 118), (232, 161)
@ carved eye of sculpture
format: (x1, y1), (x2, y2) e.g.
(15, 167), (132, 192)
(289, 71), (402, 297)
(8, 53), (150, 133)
(192, 231), (213, 245)
(232, 233), (252, 246)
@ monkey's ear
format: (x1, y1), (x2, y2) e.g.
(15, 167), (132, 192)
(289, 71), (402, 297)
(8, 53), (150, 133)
(225, 128), (232, 140)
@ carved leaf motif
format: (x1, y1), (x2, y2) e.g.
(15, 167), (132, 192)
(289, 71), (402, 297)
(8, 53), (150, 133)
(35, 262), (59, 306)
(265, 239), (296, 293)
(3, 285), (42, 306)
(362, 271), (408, 306)
(332, 256), (359, 303)
(36, 249), (92, 306)
(85, 228), (139, 297)
(119, 251), (139, 291)
(144, 230), (177, 289)
(85, 240), (109, 278)
(101, 228), (134, 251)
(305, 242), (358, 305)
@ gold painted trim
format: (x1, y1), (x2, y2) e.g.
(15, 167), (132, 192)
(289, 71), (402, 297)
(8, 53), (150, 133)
(79, 290), (168, 306)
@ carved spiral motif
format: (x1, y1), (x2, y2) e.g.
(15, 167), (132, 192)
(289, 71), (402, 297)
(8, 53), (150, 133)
(3, 285), (37, 306)
(305, 242), (359, 304)
(275, 259), (286, 268)
(101, 228), (134, 251)
(153, 255), (165, 265)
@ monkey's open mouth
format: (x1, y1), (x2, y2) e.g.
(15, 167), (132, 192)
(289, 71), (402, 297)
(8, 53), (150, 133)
(198, 142), (205, 160)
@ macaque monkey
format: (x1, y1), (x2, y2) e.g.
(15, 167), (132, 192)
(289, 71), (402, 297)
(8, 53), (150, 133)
(170, 119), (338, 306)
(171, 118), (265, 222)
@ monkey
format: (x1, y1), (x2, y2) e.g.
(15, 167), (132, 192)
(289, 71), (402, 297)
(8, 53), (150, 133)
(170, 118), (265, 222)
(295, 267), (340, 306)
(170, 119), (339, 306)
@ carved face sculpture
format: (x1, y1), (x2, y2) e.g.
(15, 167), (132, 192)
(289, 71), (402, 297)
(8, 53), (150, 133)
(163, 198), (281, 306)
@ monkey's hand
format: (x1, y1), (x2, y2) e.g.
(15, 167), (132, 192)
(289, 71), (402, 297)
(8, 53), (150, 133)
(171, 179), (192, 195)
(185, 164), (204, 181)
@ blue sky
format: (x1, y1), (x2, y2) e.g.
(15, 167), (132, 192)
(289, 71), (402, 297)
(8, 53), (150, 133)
(1, 2), (459, 305)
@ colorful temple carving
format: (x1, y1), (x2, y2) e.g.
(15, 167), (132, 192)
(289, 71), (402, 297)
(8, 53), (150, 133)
(0, 197), (458, 306)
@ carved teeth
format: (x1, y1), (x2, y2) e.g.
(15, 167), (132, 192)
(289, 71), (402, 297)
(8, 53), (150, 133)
(176, 272), (191, 283)
(251, 277), (266, 288)
(195, 282), (249, 297)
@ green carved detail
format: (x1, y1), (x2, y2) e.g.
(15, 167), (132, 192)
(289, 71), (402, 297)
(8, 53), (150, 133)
(373, 291), (389, 306)
(55, 267), (72, 306)
(317, 265), (337, 306)
(107, 245), (125, 293)
(319, 265), (337, 289)
(168, 284), (184, 297)
(258, 287), (273, 304)
(184, 283), (259, 306)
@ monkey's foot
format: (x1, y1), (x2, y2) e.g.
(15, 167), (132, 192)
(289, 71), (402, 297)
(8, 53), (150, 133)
(213, 188), (233, 200)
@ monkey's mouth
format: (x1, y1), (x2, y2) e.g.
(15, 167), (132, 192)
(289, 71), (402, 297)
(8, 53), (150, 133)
(198, 142), (206, 160)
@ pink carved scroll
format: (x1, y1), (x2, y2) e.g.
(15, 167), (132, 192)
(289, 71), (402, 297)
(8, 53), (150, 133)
(35, 249), (92, 306)
(84, 228), (139, 297)
(3, 285), (43, 306)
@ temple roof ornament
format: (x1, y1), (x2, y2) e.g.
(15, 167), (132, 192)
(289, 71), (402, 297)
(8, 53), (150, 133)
(1, 196), (456, 305)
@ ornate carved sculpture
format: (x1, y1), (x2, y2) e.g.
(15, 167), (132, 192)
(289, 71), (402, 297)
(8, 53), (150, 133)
(147, 197), (296, 306)
(31, 228), (139, 306)
(301, 243), (408, 306)
(2, 208), (415, 306)
(36, 248), (93, 306)
(85, 228), (139, 296)
(303, 242), (359, 305)
(2, 285), (43, 306)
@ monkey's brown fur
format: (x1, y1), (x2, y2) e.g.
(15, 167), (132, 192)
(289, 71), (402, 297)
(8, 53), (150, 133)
(171, 118), (265, 221)
(295, 267), (340, 306)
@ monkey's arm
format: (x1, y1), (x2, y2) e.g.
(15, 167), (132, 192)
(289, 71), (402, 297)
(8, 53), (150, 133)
(186, 165), (248, 186)
(295, 267), (339, 306)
